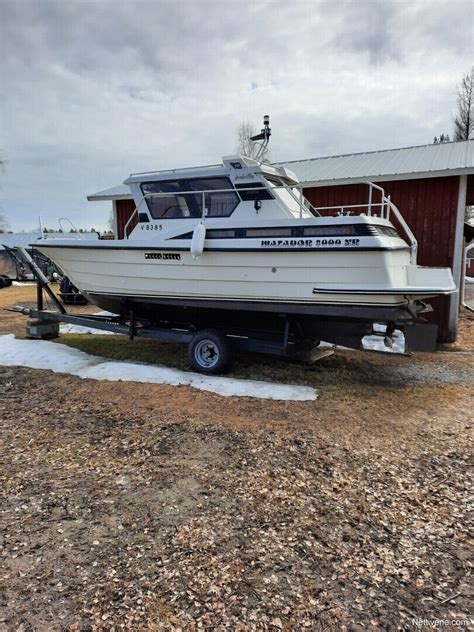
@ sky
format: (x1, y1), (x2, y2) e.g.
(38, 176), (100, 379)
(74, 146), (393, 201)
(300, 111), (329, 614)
(0, 0), (472, 232)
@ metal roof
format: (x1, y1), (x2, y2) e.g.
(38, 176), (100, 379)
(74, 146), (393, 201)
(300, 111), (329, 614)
(87, 184), (131, 201)
(281, 140), (474, 186)
(87, 140), (474, 200)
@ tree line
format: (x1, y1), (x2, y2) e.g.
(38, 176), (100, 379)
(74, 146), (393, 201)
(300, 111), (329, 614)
(434, 68), (473, 143)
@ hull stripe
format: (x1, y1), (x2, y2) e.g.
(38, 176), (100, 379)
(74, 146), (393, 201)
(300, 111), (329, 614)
(35, 244), (408, 253)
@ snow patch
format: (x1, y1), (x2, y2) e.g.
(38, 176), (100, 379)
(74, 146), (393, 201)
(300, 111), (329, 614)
(60, 323), (116, 335)
(0, 334), (317, 401)
(362, 323), (406, 354)
(60, 311), (119, 335)
(318, 323), (406, 354)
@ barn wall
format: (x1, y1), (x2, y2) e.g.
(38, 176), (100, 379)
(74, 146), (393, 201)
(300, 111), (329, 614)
(304, 176), (460, 341)
(466, 174), (474, 205)
(116, 200), (137, 239)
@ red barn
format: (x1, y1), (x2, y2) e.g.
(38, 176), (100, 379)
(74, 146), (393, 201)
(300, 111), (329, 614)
(88, 140), (474, 342)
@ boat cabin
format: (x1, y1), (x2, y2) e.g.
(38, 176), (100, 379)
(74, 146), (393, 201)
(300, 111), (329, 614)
(122, 155), (312, 238)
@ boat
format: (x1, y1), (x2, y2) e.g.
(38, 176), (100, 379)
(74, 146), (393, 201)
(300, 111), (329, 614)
(34, 118), (455, 354)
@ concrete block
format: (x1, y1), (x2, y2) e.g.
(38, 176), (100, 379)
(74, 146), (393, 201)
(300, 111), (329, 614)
(26, 319), (60, 340)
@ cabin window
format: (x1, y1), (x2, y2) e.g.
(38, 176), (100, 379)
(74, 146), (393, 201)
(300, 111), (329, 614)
(303, 225), (358, 237)
(141, 177), (239, 219)
(206, 229), (237, 238)
(245, 227), (292, 238)
(376, 226), (399, 237)
(188, 178), (239, 217)
(141, 181), (200, 220)
(235, 182), (274, 201)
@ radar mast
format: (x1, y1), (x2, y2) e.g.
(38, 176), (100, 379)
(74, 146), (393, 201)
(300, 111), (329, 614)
(250, 115), (271, 162)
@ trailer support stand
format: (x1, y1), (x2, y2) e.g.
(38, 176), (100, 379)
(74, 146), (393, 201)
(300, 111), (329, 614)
(16, 247), (66, 314)
(36, 281), (44, 311)
(129, 310), (135, 340)
(283, 319), (290, 355)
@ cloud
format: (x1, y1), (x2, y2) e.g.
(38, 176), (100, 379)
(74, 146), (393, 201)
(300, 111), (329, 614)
(0, 0), (472, 230)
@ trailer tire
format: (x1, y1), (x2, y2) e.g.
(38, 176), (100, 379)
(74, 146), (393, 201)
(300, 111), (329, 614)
(188, 329), (230, 374)
(2, 276), (13, 287)
(0, 276), (6, 289)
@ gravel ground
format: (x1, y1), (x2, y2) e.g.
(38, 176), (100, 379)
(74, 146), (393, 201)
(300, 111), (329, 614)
(1, 285), (473, 630)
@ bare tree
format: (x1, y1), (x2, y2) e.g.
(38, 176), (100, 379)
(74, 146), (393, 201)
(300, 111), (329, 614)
(453, 69), (473, 141)
(107, 210), (115, 233)
(0, 212), (8, 233)
(236, 120), (258, 158)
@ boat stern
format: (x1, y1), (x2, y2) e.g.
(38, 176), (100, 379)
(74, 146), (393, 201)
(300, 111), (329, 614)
(406, 265), (456, 295)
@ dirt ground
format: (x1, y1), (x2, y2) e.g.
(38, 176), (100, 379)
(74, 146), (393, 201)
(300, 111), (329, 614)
(1, 284), (473, 630)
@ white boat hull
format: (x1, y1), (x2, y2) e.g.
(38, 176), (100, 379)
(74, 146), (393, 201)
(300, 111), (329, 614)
(36, 242), (455, 314)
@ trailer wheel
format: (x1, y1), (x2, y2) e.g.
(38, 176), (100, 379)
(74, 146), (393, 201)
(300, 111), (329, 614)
(2, 276), (13, 287)
(188, 329), (230, 374)
(0, 276), (6, 289)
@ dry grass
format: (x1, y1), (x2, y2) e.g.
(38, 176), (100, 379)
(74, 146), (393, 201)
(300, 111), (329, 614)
(0, 283), (97, 336)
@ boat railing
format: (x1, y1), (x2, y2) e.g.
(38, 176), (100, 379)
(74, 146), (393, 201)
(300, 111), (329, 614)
(367, 182), (418, 264)
(384, 195), (418, 265)
(124, 206), (139, 239)
(129, 163), (221, 178)
(311, 182), (418, 264)
(58, 218), (85, 238)
(38, 218), (87, 240)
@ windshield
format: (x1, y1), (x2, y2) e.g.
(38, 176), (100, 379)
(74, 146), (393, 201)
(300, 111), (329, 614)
(263, 176), (313, 218)
(141, 177), (240, 219)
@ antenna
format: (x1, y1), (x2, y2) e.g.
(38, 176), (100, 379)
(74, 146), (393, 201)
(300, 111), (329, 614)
(250, 115), (271, 161)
